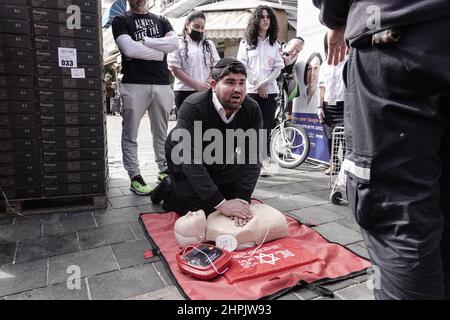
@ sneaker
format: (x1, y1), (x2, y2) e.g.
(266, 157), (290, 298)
(151, 176), (171, 204)
(324, 167), (332, 175)
(130, 175), (153, 195)
(157, 169), (169, 181)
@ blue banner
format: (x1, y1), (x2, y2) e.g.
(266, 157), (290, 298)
(292, 112), (330, 164)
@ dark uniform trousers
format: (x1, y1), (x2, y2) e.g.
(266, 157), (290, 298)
(344, 17), (450, 299)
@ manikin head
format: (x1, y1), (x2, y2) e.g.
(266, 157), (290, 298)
(174, 210), (208, 248)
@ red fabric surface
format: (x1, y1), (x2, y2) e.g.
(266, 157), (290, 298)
(140, 212), (371, 300)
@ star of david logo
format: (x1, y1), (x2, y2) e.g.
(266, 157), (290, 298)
(256, 253), (280, 265)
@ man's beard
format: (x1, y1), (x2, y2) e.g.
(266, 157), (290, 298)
(223, 101), (241, 111)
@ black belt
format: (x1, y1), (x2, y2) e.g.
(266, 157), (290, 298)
(324, 101), (344, 107)
(353, 27), (401, 48)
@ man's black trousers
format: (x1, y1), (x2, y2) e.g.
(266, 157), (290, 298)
(344, 17), (450, 299)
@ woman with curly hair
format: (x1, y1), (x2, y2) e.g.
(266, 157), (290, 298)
(168, 10), (220, 112)
(237, 5), (284, 157)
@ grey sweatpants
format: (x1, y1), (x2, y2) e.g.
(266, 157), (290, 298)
(120, 83), (174, 179)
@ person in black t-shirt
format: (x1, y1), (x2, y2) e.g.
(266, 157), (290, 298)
(112, 0), (179, 195)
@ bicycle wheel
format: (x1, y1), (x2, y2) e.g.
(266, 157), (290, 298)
(270, 123), (309, 168)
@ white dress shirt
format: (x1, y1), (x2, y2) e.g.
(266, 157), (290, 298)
(236, 36), (284, 94)
(318, 56), (348, 103)
(168, 36), (220, 91)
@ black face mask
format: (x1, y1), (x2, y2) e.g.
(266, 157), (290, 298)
(189, 30), (204, 41)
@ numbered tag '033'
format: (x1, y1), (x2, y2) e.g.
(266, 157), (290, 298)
(58, 47), (78, 68)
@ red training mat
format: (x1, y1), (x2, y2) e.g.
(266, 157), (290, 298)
(140, 212), (371, 300)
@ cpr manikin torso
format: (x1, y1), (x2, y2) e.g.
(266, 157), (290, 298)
(174, 204), (289, 250)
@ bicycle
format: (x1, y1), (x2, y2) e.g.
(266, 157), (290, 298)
(269, 73), (310, 168)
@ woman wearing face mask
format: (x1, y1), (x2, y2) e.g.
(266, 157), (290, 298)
(237, 5), (284, 158)
(168, 10), (221, 112)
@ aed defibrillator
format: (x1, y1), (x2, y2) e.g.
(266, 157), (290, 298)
(176, 244), (232, 281)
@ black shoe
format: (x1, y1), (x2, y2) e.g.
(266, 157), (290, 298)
(150, 176), (171, 204)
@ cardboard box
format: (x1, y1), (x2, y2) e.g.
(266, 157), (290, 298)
(0, 48), (33, 62)
(35, 49), (100, 65)
(39, 101), (102, 114)
(0, 34), (31, 48)
(0, 127), (39, 139)
(32, 8), (99, 27)
(38, 89), (103, 102)
(3, 187), (42, 200)
(43, 170), (105, 184)
(0, 101), (37, 114)
(36, 63), (101, 78)
(0, 61), (34, 76)
(43, 182), (106, 197)
(40, 114), (103, 126)
(43, 160), (105, 173)
(0, 163), (41, 176)
(34, 36), (100, 53)
(0, 139), (39, 151)
(31, 0), (100, 14)
(0, 88), (35, 101)
(42, 148), (105, 162)
(0, 19), (30, 35)
(41, 126), (105, 138)
(0, 150), (40, 163)
(0, 175), (41, 188)
(0, 75), (34, 88)
(0, 114), (38, 127)
(0, 5), (30, 21)
(42, 137), (105, 150)
(37, 76), (101, 89)
(33, 22), (100, 40)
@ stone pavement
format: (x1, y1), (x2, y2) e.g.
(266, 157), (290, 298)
(0, 115), (374, 300)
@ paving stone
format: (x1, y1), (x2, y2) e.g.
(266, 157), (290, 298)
(312, 295), (343, 300)
(14, 213), (61, 225)
(87, 264), (165, 300)
(292, 288), (319, 300)
(264, 193), (328, 212)
(0, 243), (16, 265)
(289, 206), (345, 226)
(48, 246), (118, 285)
(43, 213), (96, 236)
(93, 207), (141, 226)
(78, 223), (135, 250)
(0, 221), (42, 245)
(6, 280), (89, 300)
(108, 178), (131, 188)
(15, 233), (79, 264)
(346, 243), (370, 260)
(128, 221), (147, 240)
(276, 292), (301, 300)
(128, 286), (184, 300)
(0, 259), (47, 297)
(252, 188), (282, 200)
(111, 239), (156, 269)
(334, 282), (375, 300)
(109, 195), (154, 209)
(152, 260), (173, 286)
(321, 203), (352, 217)
(336, 217), (361, 232)
(137, 203), (165, 213)
(312, 222), (363, 246)
(107, 187), (124, 198)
